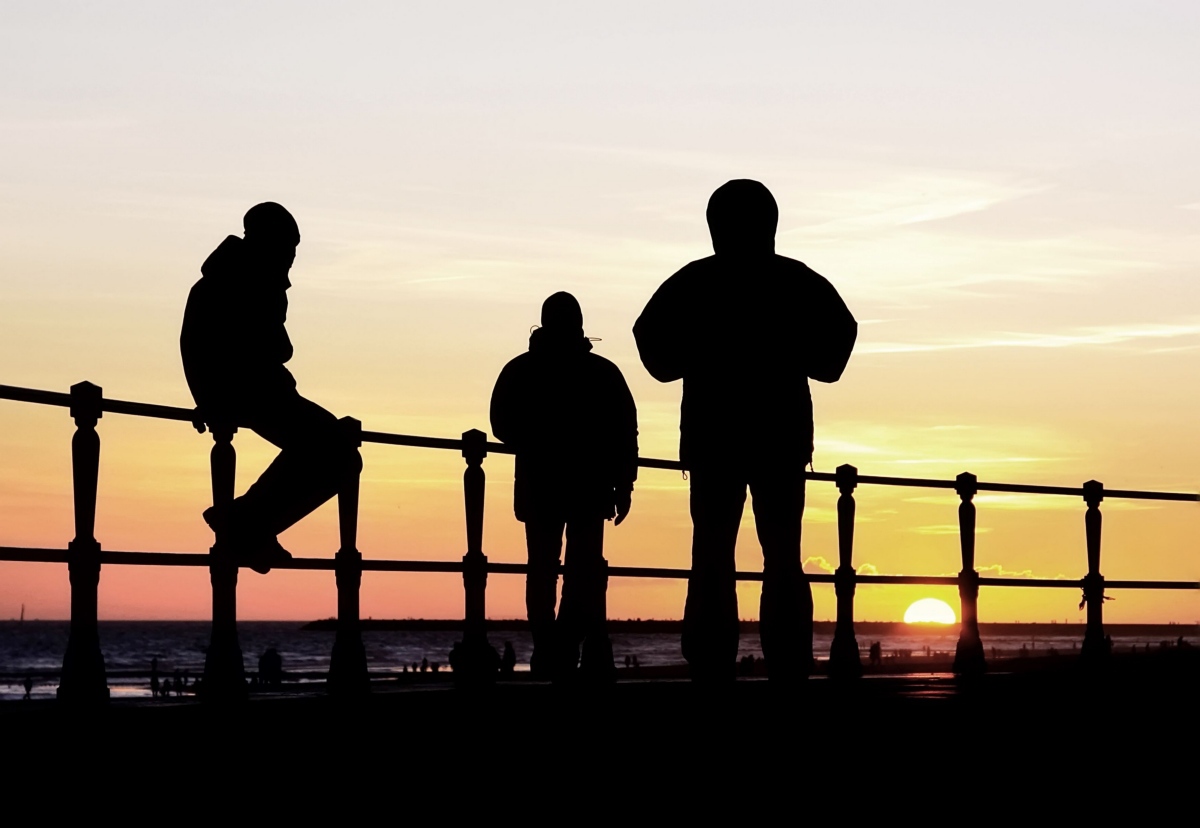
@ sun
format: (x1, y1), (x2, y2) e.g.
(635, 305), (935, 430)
(903, 598), (957, 624)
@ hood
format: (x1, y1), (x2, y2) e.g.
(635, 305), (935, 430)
(707, 179), (778, 256)
(200, 235), (244, 280)
(529, 326), (593, 354)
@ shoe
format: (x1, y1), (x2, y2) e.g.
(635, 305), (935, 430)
(201, 508), (290, 574)
(237, 535), (292, 575)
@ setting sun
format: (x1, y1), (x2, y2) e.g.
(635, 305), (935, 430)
(903, 598), (957, 625)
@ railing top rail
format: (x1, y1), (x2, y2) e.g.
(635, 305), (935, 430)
(1, 546), (1197, 590)
(2, 382), (1197, 503)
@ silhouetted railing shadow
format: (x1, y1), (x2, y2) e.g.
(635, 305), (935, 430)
(1, 381), (1197, 702)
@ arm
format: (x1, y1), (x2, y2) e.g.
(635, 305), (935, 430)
(803, 271), (857, 384)
(633, 266), (692, 383)
(609, 366), (639, 525)
(489, 360), (524, 448)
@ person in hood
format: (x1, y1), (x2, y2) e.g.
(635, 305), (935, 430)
(490, 292), (638, 680)
(180, 202), (362, 574)
(633, 180), (857, 682)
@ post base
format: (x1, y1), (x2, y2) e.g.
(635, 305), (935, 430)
(953, 632), (987, 676)
(329, 634), (370, 696)
(828, 630), (863, 678)
(57, 633), (110, 704)
(449, 636), (500, 685)
(1080, 631), (1111, 665)
(201, 632), (246, 702)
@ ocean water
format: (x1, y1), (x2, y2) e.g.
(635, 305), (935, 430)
(1, 620), (1192, 700)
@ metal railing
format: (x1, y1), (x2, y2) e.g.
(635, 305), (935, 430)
(1, 381), (1196, 700)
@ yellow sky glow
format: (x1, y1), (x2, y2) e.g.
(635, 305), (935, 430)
(1, 3), (1197, 622)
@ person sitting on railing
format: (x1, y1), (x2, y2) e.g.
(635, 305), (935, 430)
(634, 179), (857, 683)
(490, 292), (638, 682)
(180, 202), (362, 574)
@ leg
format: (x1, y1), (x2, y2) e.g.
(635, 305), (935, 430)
(560, 519), (611, 680)
(233, 391), (363, 537)
(683, 470), (745, 682)
(524, 519), (564, 679)
(751, 473), (811, 681)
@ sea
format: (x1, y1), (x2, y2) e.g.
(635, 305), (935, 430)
(1, 620), (1194, 700)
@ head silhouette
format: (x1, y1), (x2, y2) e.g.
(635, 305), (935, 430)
(706, 180), (778, 256)
(540, 291), (584, 337)
(243, 202), (300, 273)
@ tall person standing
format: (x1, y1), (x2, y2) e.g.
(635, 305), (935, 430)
(634, 180), (857, 682)
(491, 292), (639, 681)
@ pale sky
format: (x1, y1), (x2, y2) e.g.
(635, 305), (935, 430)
(1, 2), (1196, 622)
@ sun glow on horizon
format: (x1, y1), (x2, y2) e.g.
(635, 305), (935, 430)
(904, 598), (957, 625)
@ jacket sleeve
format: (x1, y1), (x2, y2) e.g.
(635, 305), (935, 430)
(608, 364), (639, 489)
(633, 267), (691, 383)
(804, 271), (857, 384)
(489, 360), (524, 448)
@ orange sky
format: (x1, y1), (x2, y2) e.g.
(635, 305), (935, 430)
(1, 3), (1196, 623)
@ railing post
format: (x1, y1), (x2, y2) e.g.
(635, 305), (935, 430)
(57, 381), (109, 703)
(201, 423), (246, 700)
(329, 417), (368, 695)
(453, 429), (498, 682)
(1080, 480), (1108, 664)
(828, 463), (862, 677)
(953, 472), (986, 676)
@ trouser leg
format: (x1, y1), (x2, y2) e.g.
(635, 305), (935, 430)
(233, 391), (363, 537)
(752, 473), (811, 680)
(559, 519), (611, 678)
(683, 470), (745, 682)
(524, 519), (564, 677)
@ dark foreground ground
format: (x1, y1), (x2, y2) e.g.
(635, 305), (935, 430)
(4, 650), (1194, 809)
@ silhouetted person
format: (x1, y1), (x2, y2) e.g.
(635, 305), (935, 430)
(258, 647), (283, 689)
(869, 641), (882, 667)
(150, 657), (160, 698)
(421, 657), (429, 673)
(491, 292), (638, 681)
(500, 641), (517, 676)
(634, 180), (856, 682)
(181, 202), (362, 574)
(23, 675), (32, 700)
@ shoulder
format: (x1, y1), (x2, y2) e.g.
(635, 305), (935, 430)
(662, 257), (717, 288)
(773, 255), (841, 293)
(584, 351), (627, 378)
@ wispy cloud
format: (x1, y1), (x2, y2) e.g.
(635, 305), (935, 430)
(861, 322), (1200, 355)
(912, 524), (993, 536)
(803, 555), (880, 575)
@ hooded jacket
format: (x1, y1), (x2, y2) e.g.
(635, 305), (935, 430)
(633, 253), (856, 469)
(180, 235), (296, 416)
(490, 328), (638, 522)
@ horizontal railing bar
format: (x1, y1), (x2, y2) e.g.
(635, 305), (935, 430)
(0, 384), (72, 408)
(1, 547), (1195, 590)
(102, 398), (197, 423)
(362, 431), (469, 452)
(2, 382), (1197, 501)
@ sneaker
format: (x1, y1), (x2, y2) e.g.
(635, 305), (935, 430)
(236, 535), (292, 575)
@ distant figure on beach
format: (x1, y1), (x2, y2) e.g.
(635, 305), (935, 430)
(180, 202), (362, 574)
(634, 180), (857, 682)
(491, 292), (638, 682)
(869, 641), (882, 667)
(259, 647), (283, 689)
(23, 675), (32, 700)
(421, 657), (429, 673)
(150, 657), (160, 698)
(500, 641), (517, 676)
